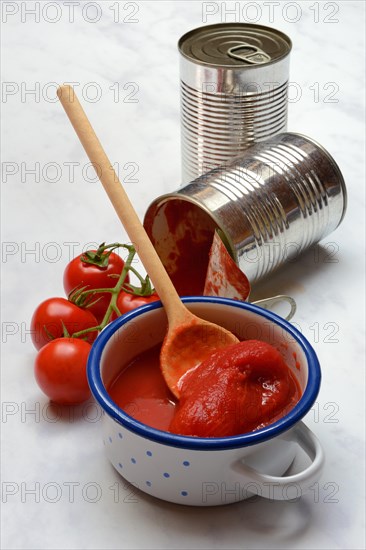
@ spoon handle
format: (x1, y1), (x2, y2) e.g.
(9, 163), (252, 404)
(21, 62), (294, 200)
(57, 84), (185, 323)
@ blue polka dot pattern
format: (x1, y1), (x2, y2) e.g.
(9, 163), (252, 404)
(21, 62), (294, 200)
(108, 444), (195, 501)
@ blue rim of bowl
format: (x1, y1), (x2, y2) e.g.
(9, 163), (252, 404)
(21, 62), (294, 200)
(87, 296), (321, 451)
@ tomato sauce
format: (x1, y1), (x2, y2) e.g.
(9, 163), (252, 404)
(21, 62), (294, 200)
(108, 345), (177, 431)
(107, 340), (301, 437)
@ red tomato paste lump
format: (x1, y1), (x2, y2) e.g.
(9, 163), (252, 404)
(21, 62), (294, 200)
(171, 340), (301, 437)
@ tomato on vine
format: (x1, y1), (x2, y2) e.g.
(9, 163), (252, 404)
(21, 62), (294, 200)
(31, 297), (98, 350)
(110, 264), (159, 319)
(32, 242), (160, 405)
(63, 243), (129, 323)
(116, 291), (160, 316)
(34, 338), (91, 405)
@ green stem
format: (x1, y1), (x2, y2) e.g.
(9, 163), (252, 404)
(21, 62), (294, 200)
(71, 246), (136, 339)
(99, 247), (135, 326)
(81, 242), (134, 268)
(74, 287), (116, 296)
(125, 265), (146, 285)
(72, 324), (103, 337)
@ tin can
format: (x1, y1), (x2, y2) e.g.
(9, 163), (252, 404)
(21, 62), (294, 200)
(179, 23), (292, 183)
(144, 133), (347, 287)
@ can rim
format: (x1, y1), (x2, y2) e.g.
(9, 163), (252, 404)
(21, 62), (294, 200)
(143, 192), (238, 263)
(289, 132), (348, 226)
(178, 23), (292, 69)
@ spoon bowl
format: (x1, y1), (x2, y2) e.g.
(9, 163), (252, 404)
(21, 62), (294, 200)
(161, 313), (238, 397)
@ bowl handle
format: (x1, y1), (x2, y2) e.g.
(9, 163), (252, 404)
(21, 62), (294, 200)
(232, 422), (325, 501)
(251, 295), (297, 321)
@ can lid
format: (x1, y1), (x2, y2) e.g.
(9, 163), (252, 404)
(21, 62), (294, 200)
(179, 23), (291, 67)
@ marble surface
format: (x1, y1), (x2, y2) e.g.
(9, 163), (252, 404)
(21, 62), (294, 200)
(1, 1), (365, 548)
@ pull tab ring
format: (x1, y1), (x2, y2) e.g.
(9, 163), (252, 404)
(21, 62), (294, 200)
(227, 43), (271, 65)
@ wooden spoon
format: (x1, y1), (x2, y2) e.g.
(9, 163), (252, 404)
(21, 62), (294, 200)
(57, 85), (239, 398)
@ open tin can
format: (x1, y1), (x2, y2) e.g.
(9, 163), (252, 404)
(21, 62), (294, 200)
(144, 133), (347, 289)
(179, 23), (292, 183)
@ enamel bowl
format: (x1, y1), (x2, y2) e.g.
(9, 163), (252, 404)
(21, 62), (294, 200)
(87, 297), (324, 506)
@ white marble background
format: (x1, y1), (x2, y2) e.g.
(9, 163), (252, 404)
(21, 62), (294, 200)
(1, 1), (365, 549)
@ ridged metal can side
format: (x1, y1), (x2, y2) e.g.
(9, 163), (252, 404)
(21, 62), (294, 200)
(144, 133), (347, 285)
(179, 23), (292, 184)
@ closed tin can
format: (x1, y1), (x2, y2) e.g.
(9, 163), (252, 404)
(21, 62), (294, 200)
(179, 23), (292, 183)
(144, 133), (347, 288)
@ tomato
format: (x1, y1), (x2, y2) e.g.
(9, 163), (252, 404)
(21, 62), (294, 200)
(63, 251), (128, 323)
(34, 338), (91, 405)
(115, 291), (160, 317)
(31, 297), (98, 350)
